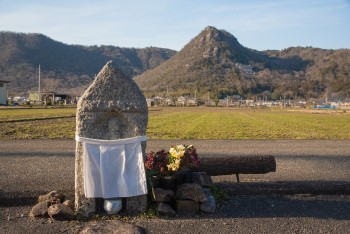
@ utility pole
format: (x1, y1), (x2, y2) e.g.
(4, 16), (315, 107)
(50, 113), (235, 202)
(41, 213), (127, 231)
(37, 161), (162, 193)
(38, 65), (41, 103)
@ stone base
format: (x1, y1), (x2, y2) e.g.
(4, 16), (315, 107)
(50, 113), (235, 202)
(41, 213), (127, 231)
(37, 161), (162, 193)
(126, 195), (148, 215)
(77, 195), (148, 216)
(176, 200), (199, 216)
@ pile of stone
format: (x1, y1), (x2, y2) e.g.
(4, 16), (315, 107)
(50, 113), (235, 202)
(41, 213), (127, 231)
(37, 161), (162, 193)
(151, 172), (216, 216)
(29, 191), (74, 221)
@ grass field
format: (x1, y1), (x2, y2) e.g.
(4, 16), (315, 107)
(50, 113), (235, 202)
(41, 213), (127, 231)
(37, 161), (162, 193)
(0, 107), (349, 139)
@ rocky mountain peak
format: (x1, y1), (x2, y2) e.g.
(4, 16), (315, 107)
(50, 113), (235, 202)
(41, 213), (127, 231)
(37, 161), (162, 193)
(175, 26), (247, 64)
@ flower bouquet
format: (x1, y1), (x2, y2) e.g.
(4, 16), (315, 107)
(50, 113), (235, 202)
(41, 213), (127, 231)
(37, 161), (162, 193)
(145, 144), (200, 190)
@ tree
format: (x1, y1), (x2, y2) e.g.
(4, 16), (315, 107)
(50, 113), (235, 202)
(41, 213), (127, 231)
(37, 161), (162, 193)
(42, 78), (61, 92)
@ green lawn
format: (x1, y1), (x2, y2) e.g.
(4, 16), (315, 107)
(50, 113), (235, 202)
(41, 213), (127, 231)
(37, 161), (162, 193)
(0, 107), (349, 139)
(0, 108), (76, 139)
(147, 107), (350, 139)
(0, 108), (75, 122)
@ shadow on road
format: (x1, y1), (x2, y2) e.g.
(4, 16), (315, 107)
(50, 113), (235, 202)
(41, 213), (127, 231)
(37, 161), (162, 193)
(0, 151), (74, 157)
(219, 194), (350, 220)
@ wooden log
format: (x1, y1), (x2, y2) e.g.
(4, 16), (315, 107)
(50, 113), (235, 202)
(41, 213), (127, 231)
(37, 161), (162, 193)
(193, 155), (276, 176)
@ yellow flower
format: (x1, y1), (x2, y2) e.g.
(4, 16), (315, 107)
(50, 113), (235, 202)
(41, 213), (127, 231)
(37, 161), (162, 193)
(169, 145), (185, 159)
(167, 159), (181, 171)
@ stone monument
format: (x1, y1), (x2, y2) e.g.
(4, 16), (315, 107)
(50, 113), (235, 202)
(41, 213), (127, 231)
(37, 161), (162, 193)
(75, 61), (148, 216)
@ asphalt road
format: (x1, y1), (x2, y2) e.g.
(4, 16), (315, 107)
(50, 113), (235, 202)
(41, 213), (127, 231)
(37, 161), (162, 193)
(1, 139), (350, 192)
(1, 139), (350, 233)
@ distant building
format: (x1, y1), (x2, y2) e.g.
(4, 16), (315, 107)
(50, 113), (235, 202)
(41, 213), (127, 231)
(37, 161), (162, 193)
(28, 91), (70, 104)
(146, 98), (155, 107)
(0, 80), (9, 105)
(232, 95), (241, 100)
(176, 96), (186, 106)
(235, 63), (253, 74)
(187, 98), (198, 106)
(340, 101), (350, 109)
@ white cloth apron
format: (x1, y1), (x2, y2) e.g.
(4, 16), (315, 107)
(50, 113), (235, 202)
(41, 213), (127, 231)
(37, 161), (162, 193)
(75, 135), (147, 198)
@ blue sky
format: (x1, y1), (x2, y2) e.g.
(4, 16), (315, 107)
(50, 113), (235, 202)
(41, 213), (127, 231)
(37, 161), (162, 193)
(0, 0), (349, 51)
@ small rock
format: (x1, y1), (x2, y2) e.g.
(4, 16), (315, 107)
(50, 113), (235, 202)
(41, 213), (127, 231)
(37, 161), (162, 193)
(176, 200), (199, 216)
(48, 203), (74, 221)
(157, 203), (177, 217)
(174, 183), (207, 202)
(190, 172), (213, 187)
(151, 188), (174, 202)
(200, 188), (216, 213)
(38, 191), (55, 203)
(29, 201), (50, 218)
(79, 220), (145, 234)
(38, 191), (65, 203)
(50, 197), (61, 205)
(63, 199), (75, 210)
(55, 193), (65, 203)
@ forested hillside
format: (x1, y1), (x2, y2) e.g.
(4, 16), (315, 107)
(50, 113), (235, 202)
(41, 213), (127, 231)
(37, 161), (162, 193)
(1, 27), (349, 100)
(134, 26), (350, 100)
(0, 32), (176, 96)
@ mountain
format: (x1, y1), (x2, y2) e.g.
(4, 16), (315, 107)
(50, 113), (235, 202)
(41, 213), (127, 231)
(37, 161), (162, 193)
(0, 32), (176, 96)
(134, 26), (350, 100)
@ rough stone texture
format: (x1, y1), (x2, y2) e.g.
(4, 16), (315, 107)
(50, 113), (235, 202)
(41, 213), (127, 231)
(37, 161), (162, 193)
(79, 220), (145, 234)
(63, 199), (75, 210)
(190, 172), (213, 187)
(199, 188), (216, 213)
(157, 202), (177, 217)
(75, 61), (148, 215)
(38, 191), (64, 203)
(151, 188), (174, 202)
(29, 201), (50, 218)
(174, 183), (208, 203)
(125, 195), (148, 215)
(176, 200), (199, 216)
(48, 203), (74, 221)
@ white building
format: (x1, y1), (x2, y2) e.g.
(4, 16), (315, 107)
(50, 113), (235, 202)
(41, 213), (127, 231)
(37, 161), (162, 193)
(0, 80), (9, 105)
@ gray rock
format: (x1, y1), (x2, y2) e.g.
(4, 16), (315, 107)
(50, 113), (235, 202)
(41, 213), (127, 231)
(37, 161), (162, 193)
(29, 201), (50, 218)
(151, 188), (174, 202)
(79, 220), (145, 234)
(200, 188), (216, 213)
(174, 183), (208, 203)
(48, 203), (74, 221)
(75, 61), (148, 139)
(157, 203), (177, 217)
(38, 191), (56, 203)
(75, 61), (148, 215)
(190, 172), (213, 187)
(176, 200), (199, 216)
(38, 191), (64, 203)
(63, 199), (75, 210)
